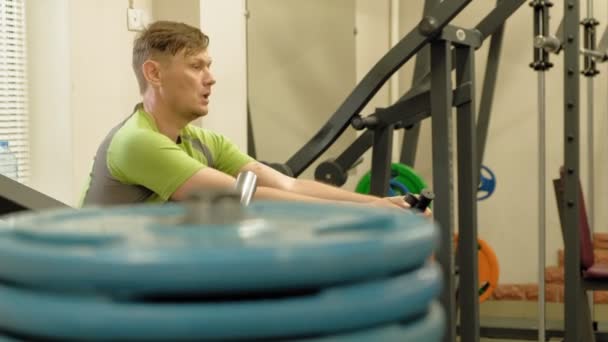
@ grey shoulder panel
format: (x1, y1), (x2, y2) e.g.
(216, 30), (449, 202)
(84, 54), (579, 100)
(182, 135), (215, 168)
(82, 107), (154, 206)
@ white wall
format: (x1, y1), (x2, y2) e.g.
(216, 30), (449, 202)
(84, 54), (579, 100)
(246, 0), (357, 180)
(26, 0), (73, 204)
(69, 0), (153, 205)
(153, 0), (200, 28)
(199, 0), (248, 151)
(355, 0), (390, 113)
(347, 0), (391, 191)
(27, 0), (153, 206)
(351, 0), (411, 190)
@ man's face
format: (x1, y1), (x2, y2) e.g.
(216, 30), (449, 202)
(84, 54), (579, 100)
(160, 49), (215, 120)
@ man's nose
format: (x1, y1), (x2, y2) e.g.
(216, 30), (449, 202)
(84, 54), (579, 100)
(204, 72), (216, 86)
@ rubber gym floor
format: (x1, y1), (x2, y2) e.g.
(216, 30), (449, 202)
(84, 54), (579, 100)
(460, 300), (608, 341)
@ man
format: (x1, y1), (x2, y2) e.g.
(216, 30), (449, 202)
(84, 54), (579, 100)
(80, 20), (415, 211)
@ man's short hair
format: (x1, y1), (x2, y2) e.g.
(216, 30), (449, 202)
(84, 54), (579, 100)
(132, 21), (209, 94)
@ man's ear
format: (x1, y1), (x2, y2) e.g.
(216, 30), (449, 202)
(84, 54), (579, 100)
(142, 59), (162, 88)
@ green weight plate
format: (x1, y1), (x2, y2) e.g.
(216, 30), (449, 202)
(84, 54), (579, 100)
(356, 163), (427, 196)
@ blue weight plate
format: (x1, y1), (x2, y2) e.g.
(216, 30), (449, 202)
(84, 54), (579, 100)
(308, 301), (445, 342)
(0, 264), (441, 341)
(0, 201), (437, 296)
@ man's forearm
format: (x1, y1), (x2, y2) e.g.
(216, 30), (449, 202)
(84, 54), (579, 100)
(254, 178), (409, 211)
(288, 178), (379, 203)
(254, 185), (338, 204)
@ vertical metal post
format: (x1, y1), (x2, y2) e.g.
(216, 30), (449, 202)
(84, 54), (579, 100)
(537, 70), (547, 342)
(400, 0), (440, 166)
(477, 9), (504, 170)
(582, 0), (597, 251)
(586, 76), (594, 230)
(400, 116), (422, 166)
(563, 0), (582, 341)
(455, 43), (480, 342)
(245, 0), (256, 159)
(370, 124), (394, 196)
(530, 2), (554, 340)
(476, 0), (516, 174)
(581, 288), (597, 342)
(247, 103), (257, 158)
(431, 39), (456, 342)
(582, 0), (598, 324)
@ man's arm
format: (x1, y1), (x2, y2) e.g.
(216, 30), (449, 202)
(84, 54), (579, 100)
(170, 162), (409, 210)
(239, 162), (374, 202)
(239, 162), (411, 209)
(200, 133), (409, 208)
(171, 166), (354, 204)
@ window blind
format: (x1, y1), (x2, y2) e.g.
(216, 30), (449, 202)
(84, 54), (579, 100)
(0, 0), (28, 183)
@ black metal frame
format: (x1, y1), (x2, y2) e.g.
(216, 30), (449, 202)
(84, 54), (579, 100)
(430, 38), (458, 342)
(559, 0), (608, 341)
(455, 41), (480, 342)
(562, 1), (584, 341)
(282, 0), (473, 177)
(287, 2), (525, 341)
(310, 2), (523, 341)
(261, 0), (608, 340)
(0, 174), (70, 215)
(476, 5), (505, 168)
(312, 1), (520, 191)
(266, 1), (608, 341)
(527, 0), (608, 340)
(314, 73), (474, 191)
(582, 16), (600, 77)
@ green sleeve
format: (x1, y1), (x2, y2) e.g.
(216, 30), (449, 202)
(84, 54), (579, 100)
(108, 130), (205, 201)
(209, 132), (255, 176)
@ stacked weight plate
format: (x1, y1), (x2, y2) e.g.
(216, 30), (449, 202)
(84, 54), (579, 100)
(0, 201), (444, 341)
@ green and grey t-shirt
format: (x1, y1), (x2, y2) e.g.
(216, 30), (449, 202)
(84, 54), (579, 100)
(80, 105), (254, 206)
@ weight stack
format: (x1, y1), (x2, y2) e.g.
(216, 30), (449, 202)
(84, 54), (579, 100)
(0, 201), (445, 341)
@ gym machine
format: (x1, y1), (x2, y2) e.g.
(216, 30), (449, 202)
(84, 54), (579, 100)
(0, 174), (70, 215)
(313, 1), (522, 200)
(262, 1), (526, 341)
(534, 0), (608, 340)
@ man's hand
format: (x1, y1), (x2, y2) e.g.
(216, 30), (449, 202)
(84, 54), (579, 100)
(421, 207), (432, 218)
(370, 196), (410, 210)
(372, 196), (433, 217)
